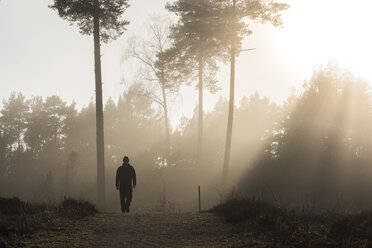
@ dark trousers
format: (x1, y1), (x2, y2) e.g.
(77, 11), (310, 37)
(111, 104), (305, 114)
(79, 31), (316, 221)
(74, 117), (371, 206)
(119, 188), (132, 211)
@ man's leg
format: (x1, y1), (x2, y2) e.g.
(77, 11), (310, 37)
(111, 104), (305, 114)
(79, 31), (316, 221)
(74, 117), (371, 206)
(123, 194), (128, 212)
(119, 190), (125, 213)
(126, 190), (132, 212)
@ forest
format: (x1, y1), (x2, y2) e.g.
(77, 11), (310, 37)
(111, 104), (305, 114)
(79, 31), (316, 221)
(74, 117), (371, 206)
(1, 0), (372, 247)
(1, 63), (371, 213)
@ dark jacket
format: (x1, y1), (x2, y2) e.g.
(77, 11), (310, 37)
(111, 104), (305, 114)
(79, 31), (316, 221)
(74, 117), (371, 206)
(116, 163), (136, 190)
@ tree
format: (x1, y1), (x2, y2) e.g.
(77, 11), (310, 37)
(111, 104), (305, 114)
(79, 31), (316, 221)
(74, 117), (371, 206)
(50, 0), (130, 209)
(115, 83), (163, 157)
(240, 64), (372, 208)
(220, 0), (289, 190)
(25, 96), (71, 159)
(125, 16), (176, 158)
(166, 0), (224, 165)
(0, 92), (29, 174)
(24, 96), (46, 159)
(0, 131), (7, 176)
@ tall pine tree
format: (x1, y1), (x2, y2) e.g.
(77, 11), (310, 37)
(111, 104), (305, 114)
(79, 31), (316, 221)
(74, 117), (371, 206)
(166, 0), (224, 166)
(219, 0), (289, 190)
(50, 0), (130, 209)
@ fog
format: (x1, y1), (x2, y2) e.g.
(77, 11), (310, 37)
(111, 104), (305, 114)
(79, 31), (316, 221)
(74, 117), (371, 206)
(0, 61), (371, 213)
(1, 0), (372, 216)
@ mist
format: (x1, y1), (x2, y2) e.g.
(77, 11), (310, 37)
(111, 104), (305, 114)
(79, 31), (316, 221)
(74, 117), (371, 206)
(0, 62), (370, 213)
(2, 0), (372, 247)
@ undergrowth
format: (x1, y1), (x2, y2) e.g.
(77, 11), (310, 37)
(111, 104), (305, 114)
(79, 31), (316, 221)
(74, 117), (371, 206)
(211, 198), (372, 248)
(58, 198), (97, 219)
(0, 197), (97, 248)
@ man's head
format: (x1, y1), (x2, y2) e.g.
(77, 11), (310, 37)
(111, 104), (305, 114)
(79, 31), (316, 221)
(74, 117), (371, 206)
(123, 156), (129, 163)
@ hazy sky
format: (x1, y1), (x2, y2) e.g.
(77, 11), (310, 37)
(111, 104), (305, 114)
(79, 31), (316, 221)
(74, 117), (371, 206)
(0, 0), (371, 128)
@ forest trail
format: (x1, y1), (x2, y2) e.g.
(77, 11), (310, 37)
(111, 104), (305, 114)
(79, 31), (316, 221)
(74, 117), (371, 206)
(23, 212), (263, 248)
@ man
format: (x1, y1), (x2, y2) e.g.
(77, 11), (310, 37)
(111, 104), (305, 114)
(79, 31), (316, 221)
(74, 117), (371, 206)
(116, 156), (136, 213)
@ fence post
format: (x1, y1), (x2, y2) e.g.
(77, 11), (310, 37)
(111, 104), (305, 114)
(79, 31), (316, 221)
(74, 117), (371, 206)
(198, 185), (201, 213)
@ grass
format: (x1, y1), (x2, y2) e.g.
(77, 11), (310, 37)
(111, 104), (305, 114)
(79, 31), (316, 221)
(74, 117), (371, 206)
(58, 198), (97, 219)
(0, 197), (48, 215)
(211, 198), (286, 226)
(211, 198), (372, 248)
(0, 197), (97, 248)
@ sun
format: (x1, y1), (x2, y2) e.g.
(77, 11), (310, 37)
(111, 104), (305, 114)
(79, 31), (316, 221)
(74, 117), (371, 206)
(277, 0), (372, 83)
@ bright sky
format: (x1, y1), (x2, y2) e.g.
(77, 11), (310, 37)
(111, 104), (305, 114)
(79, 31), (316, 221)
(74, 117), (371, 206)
(0, 0), (371, 128)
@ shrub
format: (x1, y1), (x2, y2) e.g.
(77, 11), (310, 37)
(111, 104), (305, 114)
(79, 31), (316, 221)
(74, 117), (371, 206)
(58, 198), (97, 219)
(211, 198), (286, 226)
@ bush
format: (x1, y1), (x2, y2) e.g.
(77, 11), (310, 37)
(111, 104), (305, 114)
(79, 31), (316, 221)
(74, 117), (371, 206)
(0, 197), (24, 216)
(0, 197), (49, 216)
(0, 197), (53, 240)
(211, 198), (286, 226)
(58, 198), (97, 219)
(211, 198), (372, 247)
(330, 211), (372, 240)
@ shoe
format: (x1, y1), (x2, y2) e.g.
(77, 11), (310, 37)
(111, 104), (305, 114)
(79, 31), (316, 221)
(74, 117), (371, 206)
(126, 205), (130, 213)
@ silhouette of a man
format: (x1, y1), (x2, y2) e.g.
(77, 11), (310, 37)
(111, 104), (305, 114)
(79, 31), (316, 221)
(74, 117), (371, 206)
(116, 156), (136, 213)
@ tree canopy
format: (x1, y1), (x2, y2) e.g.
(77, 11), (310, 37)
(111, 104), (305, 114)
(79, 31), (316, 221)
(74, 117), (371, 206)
(166, 0), (224, 91)
(50, 0), (130, 42)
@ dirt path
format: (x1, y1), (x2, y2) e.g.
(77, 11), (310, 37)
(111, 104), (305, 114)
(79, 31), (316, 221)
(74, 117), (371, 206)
(23, 212), (266, 248)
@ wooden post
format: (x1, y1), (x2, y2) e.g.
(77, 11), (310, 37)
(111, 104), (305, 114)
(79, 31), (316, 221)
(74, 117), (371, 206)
(198, 185), (201, 213)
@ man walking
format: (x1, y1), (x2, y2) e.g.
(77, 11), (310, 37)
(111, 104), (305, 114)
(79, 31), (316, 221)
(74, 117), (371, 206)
(116, 156), (136, 213)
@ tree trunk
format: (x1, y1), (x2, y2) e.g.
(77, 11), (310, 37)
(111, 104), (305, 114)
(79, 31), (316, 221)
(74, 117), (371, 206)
(222, 0), (237, 192)
(222, 45), (235, 193)
(93, 0), (106, 210)
(161, 82), (171, 158)
(197, 57), (203, 166)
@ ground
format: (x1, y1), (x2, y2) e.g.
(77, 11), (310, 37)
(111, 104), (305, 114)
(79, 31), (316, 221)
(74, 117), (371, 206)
(6, 198), (371, 247)
(20, 212), (263, 248)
